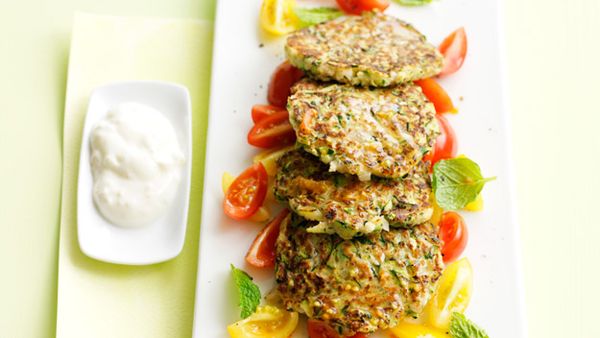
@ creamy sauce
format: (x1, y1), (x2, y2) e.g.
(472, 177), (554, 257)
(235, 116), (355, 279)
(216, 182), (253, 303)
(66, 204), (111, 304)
(89, 102), (185, 228)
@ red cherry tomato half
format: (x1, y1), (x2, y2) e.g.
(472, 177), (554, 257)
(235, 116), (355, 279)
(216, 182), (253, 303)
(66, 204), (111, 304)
(307, 320), (369, 338)
(251, 104), (287, 123)
(267, 61), (304, 108)
(439, 27), (468, 77)
(415, 78), (456, 114)
(307, 320), (340, 338)
(247, 110), (296, 149)
(245, 209), (290, 268)
(335, 0), (389, 15)
(223, 163), (268, 220)
(439, 211), (468, 263)
(424, 114), (458, 168)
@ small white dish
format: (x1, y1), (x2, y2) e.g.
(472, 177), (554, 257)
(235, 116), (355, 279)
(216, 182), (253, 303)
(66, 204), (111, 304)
(77, 81), (192, 265)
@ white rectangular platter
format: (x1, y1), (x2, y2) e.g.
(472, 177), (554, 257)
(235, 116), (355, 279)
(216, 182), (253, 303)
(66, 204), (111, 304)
(193, 0), (526, 336)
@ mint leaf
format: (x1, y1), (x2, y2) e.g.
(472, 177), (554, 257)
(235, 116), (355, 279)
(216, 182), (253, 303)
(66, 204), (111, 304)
(432, 157), (495, 210)
(294, 7), (343, 28)
(449, 312), (490, 338)
(231, 264), (261, 319)
(393, 0), (433, 6)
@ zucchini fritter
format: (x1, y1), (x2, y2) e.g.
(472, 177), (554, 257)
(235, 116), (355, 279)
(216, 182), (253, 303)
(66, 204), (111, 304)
(274, 149), (433, 239)
(287, 79), (438, 181)
(275, 213), (444, 336)
(285, 11), (443, 87)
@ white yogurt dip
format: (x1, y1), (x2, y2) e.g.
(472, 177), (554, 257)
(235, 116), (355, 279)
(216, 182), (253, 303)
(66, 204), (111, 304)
(89, 102), (185, 228)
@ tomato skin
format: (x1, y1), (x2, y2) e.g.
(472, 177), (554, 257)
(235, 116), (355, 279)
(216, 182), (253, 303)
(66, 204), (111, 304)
(439, 211), (468, 263)
(335, 0), (390, 15)
(307, 320), (340, 338)
(251, 104), (286, 123)
(415, 78), (455, 114)
(247, 110), (296, 148)
(259, 0), (298, 36)
(223, 163), (268, 220)
(268, 61), (304, 108)
(425, 258), (473, 329)
(307, 320), (368, 338)
(227, 305), (299, 338)
(246, 209), (290, 268)
(424, 114), (457, 168)
(388, 322), (449, 338)
(439, 27), (468, 77)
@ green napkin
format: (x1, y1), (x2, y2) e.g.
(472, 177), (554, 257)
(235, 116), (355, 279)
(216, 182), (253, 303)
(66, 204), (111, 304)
(56, 13), (212, 338)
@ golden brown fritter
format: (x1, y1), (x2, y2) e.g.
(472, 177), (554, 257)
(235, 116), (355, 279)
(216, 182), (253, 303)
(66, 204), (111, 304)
(275, 213), (444, 336)
(286, 11), (443, 87)
(274, 149), (433, 239)
(287, 79), (438, 181)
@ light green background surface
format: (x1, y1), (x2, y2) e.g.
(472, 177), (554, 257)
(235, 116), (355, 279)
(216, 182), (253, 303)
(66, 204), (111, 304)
(55, 13), (213, 338)
(0, 0), (598, 337)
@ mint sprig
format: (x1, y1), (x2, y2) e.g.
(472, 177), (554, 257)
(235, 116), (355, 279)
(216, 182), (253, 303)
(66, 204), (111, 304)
(432, 157), (495, 210)
(393, 0), (433, 6)
(294, 7), (343, 28)
(231, 264), (261, 319)
(449, 312), (490, 338)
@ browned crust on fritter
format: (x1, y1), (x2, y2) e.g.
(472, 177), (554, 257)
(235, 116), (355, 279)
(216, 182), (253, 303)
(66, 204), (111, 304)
(275, 213), (444, 335)
(274, 149), (433, 238)
(287, 79), (438, 180)
(285, 11), (443, 87)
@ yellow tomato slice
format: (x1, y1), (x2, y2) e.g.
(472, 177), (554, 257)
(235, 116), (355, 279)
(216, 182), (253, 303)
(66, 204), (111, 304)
(248, 206), (271, 222)
(227, 305), (299, 338)
(222, 172), (236, 194)
(430, 196), (444, 226)
(265, 178), (276, 203)
(253, 146), (294, 176)
(388, 322), (450, 338)
(426, 257), (473, 330)
(259, 0), (298, 35)
(463, 194), (484, 211)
